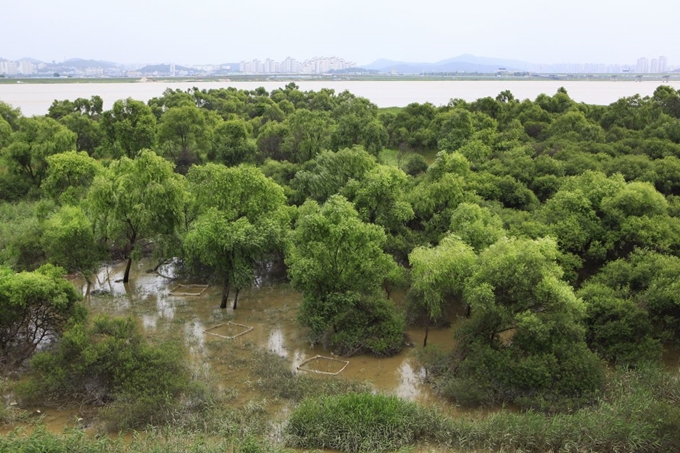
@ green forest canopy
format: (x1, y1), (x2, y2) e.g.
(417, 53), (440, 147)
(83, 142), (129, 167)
(2, 84), (680, 412)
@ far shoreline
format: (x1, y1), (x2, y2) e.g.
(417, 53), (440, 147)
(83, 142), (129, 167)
(0, 73), (678, 85)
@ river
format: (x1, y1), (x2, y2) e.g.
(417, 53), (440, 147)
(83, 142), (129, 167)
(2, 80), (680, 117)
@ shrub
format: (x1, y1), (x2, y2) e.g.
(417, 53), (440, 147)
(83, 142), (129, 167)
(0, 264), (82, 368)
(579, 282), (662, 366)
(17, 315), (201, 430)
(286, 393), (444, 453)
(400, 153), (428, 176)
(327, 294), (406, 356)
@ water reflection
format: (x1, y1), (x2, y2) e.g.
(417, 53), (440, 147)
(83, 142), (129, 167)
(267, 328), (287, 358)
(141, 314), (157, 330)
(395, 361), (424, 400)
(76, 259), (452, 409)
(154, 293), (175, 320)
(184, 320), (206, 357)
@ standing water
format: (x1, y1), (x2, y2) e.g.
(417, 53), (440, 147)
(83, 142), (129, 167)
(2, 258), (462, 434)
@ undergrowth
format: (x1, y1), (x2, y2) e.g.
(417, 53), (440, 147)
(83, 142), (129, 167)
(285, 366), (680, 453)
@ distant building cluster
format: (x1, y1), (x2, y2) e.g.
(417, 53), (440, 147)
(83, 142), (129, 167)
(0, 59), (39, 75)
(0, 58), (122, 77)
(239, 56), (357, 74)
(636, 56), (668, 73)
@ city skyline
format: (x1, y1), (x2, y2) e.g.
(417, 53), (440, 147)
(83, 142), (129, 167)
(0, 53), (675, 77)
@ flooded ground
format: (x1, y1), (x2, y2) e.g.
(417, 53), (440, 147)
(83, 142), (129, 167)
(2, 258), (463, 435)
(88, 258), (455, 401)
(4, 257), (679, 439)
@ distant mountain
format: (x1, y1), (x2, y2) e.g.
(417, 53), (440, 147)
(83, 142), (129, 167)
(435, 54), (532, 71)
(363, 55), (534, 73)
(60, 58), (120, 69)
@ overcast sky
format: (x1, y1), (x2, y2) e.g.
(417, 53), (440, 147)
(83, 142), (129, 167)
(2, 0), (678, 66)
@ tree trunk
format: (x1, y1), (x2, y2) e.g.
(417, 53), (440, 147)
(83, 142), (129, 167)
(423, 320), (430, 348)
(84, 276), (92, 303)
(123, 257), (133, 283)
(220, 278), (230, 309)
(232, 288), (240, 310)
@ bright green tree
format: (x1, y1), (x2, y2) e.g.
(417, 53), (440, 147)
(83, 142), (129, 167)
(41, 205), (104, 287)
(101, 98), (156, 158)
(157, 104), (212, 173)
(446, 237), (604, 408)
(2, 116), (76, 187)
(409, 235), (476, 346)
(43, 150), (102, 204)
(185, 163), (289, 308)
(449, 202), (505, 251)
(287, 195), (404, 355)
(88, 150), (185, 283)
(282, 109), (335, 163)
(0, 264), (82, 367)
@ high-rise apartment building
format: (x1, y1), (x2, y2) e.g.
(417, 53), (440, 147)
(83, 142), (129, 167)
(651, 58), (659, 73)
(637, 57), (649, 73)
(659, 56), (668, 73)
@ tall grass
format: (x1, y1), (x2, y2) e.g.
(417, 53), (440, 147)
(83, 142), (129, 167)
(285, 366), (680, 453)
(286, 392), (446, 453)
(0, 427), (289, 453)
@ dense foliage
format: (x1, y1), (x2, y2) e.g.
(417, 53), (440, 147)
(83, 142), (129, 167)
(2, 83), (680, 449)
(0, 264), (83, 367)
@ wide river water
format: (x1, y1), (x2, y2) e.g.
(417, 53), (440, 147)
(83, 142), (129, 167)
(2, 80), (680, 117)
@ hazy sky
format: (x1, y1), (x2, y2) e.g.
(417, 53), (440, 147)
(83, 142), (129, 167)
(2, 0), (679, 66)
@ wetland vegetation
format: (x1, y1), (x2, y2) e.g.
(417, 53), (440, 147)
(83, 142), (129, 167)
(2, 83), (680, 451)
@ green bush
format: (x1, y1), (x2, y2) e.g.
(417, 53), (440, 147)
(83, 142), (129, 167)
(17, 315), (202, 430)
(286, 393), (444, 453)
(325, 293), (406, 357)
(444, 366), (680, 453)
(1, 264), (82, 368)
(400, 153), (428, 176)
(579, 283), (662, 366)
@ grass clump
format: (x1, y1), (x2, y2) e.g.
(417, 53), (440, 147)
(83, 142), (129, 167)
(286, 392), (445, 453)
(442, 366), (680, 453)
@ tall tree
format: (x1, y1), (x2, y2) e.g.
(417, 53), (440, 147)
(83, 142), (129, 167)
(88, 150), (185, 283)
(409, 235), (476, 346)
(43, 150), (102, 204)
(101, 98), (156, 158)
(448, 237), (604, 408)
(287, 195), (404, 355)
(2, 116), (76, 187)
(185, 163), (289, 308)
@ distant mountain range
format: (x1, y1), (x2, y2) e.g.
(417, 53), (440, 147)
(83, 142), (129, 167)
(55, 58), (121, 69)
(362, 54), (533, 73)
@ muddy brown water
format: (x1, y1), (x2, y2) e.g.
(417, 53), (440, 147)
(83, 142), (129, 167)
(2, 258), (467, 436)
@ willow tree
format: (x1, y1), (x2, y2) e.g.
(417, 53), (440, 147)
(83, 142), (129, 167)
(447, 237), (604, 408)
(88, 150), (186, 283)
(287, 195), (404, 356)
(184, 163), (289, 309)
(0, 264), (82, 367)
(409, 235), (476, 346)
